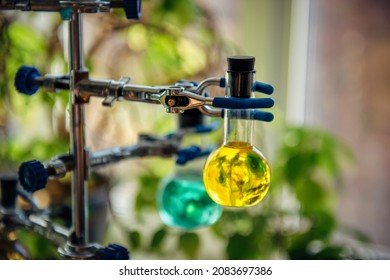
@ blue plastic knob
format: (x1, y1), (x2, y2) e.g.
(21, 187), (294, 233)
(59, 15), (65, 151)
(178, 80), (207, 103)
(123, 0), (141, 19)
(14, 66), (41, 95)
(18, 160), (48, 192)
(98, 244), (130, 260)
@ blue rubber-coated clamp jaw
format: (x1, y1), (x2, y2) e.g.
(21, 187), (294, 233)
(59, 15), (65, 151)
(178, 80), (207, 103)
(176, 145), (215, 165)
(220, 109), (274, 122)
(219, 77), (274, 95)
(212, 96), (274, 109)
(217, 77), (274, 121)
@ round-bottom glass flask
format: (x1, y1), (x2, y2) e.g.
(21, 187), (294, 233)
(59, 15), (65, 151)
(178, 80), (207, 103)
(157, 168), (223, 230)
(203, 140), (270, 207)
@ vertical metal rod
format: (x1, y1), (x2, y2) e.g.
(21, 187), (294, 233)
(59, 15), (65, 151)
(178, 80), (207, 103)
(68, 12), (89, 247)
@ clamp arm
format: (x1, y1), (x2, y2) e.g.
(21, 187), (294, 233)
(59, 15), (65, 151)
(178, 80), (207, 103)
(18, 134), (179, 192)
(17, 121), (220, 192)
(0, 0), (141, 19)
(15, 66), (274, 120)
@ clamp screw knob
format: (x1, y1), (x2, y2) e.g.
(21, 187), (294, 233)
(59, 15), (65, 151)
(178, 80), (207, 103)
(98, 244), (130, 260)
(18, 160), (48, 192)
(14, 66), (41, 95)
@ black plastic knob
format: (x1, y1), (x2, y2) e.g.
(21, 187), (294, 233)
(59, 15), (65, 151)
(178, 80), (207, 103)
(18, 160), (48, 192)
(14, 66), (41, 95)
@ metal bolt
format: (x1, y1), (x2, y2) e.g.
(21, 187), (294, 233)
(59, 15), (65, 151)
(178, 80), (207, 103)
(167, 99), (176, 106)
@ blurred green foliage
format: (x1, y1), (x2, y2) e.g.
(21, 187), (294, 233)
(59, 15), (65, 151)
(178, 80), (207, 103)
(0, 0), (364, 260)
(17, 229), (60, 260)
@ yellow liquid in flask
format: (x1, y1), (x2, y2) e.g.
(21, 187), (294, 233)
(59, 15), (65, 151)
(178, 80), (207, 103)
(203, 141), (271, 207)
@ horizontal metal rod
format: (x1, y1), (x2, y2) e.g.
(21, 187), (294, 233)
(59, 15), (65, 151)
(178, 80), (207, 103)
(0, 0), (122, 12)
(35, 76), (70, 91)
(24, 214), (70, 245)
(42, 139), (178, 177)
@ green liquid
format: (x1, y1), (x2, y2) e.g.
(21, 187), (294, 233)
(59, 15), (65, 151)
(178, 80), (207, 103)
(157, 172), (223, 230)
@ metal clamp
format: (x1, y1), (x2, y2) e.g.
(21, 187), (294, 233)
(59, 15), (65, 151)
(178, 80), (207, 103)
(102, 76), (131, 106)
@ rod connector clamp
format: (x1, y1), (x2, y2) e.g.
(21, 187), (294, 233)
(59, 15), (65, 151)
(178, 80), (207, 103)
(102, 76), (131, 106)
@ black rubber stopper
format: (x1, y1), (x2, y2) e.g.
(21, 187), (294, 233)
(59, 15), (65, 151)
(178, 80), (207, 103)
(226, 56), (255, 98)
(227, 56), (255, 72)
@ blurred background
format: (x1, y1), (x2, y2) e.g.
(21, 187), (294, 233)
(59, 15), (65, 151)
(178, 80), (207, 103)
(1, 0), (390, 259)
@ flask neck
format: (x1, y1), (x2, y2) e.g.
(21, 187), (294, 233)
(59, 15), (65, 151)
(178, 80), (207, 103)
(223, 109), (254, 146)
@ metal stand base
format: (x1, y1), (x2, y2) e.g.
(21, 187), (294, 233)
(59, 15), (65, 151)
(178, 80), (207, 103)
(58, 241), (100, 260)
